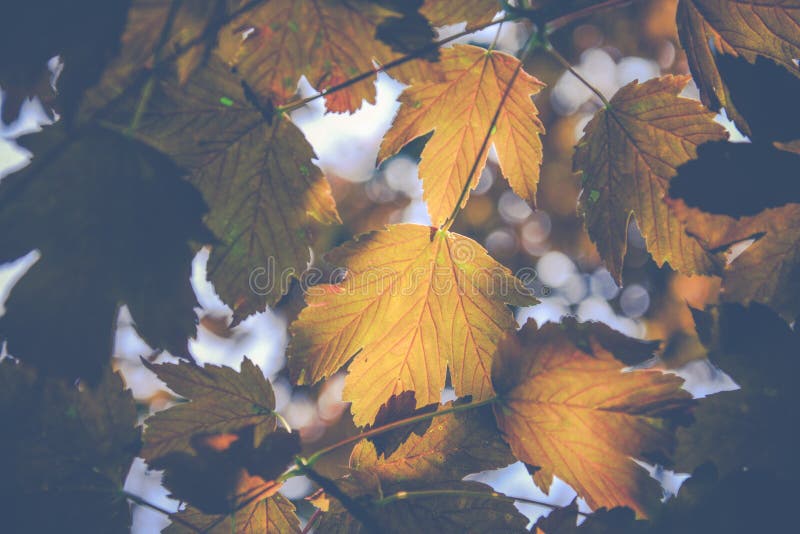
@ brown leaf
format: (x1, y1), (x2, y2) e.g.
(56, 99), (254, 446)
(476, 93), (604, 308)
(492, 318), (693, 517)
(677, 0), (800, 135)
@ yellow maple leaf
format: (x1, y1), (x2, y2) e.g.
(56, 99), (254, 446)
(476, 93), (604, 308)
(379, 44), (545, 226)
(492, 318), (693, 517)
(573, 75), (728, 281)
(289, 224), (536, 426)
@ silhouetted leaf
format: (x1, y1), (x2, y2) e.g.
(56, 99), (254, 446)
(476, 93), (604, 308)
(0, 125), (209, 379)
(289, 224), (536, 426)
(713, 55), (800, 142)
(420, 0), (500, 28)
(0, 361), (140, 533)
(532, 499), (644, 534)
(574, 75), (728, 281)
(0, 0), (129, 124)
(676, 0), (800, 136)
(152, 427), (299, 514)
(372, 0), (438, 60)
(379, 44), (545, 226)
(644, 464), (798, 534)
(669, 141), (800, 217)
(364, 391), (437, 457)
(492, 318), (693, 517)
(675, 304), (800, 479)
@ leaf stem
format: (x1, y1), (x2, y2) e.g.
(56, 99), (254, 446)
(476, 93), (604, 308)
(121, 490), (202, 532)
(275, 16), (518, 115)
(375, 488), (588, 516)
(278, 396), (498, 483)
(545, 41), (611, 108)
(310, 396), (496, 467)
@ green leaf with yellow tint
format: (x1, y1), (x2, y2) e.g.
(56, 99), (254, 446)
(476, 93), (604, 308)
(379, 44), (545, 226)
(573, 75), (728, 281)
(141, 357), (277, 461)
(100, 59), (340, 320)
(492, 318), (693, 517)
(289, 223), (536, 426)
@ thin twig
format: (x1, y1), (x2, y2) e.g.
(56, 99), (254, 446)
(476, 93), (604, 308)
(545, 41), (611, 108)
(376, 488), (589, 517)
(275, 15), (517, 114)
(299, 462), (381, 533)
(546, 0), (637, 33)
(299, 396), (497, 471)
(122, 491), (202, 532)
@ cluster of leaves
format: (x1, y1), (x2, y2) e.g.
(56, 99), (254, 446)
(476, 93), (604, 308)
(1, 0), (799, 532)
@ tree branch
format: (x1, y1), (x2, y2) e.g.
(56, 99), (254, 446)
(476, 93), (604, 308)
(298, 462), (382, 533)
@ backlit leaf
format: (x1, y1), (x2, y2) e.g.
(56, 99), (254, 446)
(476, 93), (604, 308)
(492, 318), (693, 517)
(379, 44), (545, 226)
(100, 59), (340, 320)
(289, 223), (536, 426)
(573, 75), (728, 281)
(350, 401), (514, 482)
(141, 357), (278, 460)
(676, 0), (800, 135)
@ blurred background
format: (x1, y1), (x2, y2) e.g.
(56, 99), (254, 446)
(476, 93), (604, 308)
(0, 0), (744, 530)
